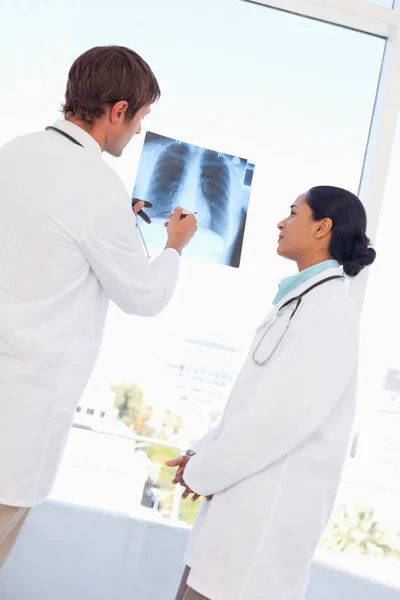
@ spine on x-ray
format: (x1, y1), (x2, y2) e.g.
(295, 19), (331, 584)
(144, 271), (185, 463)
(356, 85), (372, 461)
(200, 150), (231, 238)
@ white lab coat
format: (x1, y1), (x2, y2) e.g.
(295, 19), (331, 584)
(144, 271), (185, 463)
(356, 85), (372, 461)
(0, 120), (179, 507)
(183, 268), (359, 600)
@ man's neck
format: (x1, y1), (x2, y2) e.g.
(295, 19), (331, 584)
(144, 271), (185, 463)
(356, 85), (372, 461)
(66, 116), (105, 151)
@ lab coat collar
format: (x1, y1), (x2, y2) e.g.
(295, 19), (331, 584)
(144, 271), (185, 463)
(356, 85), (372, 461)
(274, 266), (344, 312)
(273, 260), (340, 305)
(259, 267), (344, 328)
(50, 119), (102, 155)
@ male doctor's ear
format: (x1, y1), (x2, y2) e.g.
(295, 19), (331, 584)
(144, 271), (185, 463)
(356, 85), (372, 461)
(110, 100), (129, 124)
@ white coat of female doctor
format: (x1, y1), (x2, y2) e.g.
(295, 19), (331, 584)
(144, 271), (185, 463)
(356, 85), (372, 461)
(168, 186), (376, 600)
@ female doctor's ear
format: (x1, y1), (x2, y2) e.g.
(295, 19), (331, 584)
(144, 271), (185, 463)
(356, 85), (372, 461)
(307, 186), (377, 277)
(314, 217), (333, 239)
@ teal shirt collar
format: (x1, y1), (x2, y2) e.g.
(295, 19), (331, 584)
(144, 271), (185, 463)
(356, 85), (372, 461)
(273, 260), (340, 305)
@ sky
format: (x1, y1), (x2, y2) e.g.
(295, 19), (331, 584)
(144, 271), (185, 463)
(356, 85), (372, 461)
(0, 0), (394, 421)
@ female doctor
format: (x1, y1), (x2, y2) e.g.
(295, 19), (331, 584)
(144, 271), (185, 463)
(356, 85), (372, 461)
(168, 186), (376, 600)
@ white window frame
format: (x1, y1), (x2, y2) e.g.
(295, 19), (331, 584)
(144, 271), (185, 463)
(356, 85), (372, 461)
(242, 0), (400, 310)
(242, 0), (399, 36)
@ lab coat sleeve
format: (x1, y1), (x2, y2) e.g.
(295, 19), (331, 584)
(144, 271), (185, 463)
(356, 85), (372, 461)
(191, 423), (222, 453)
(183, 305), (358, 497)
(80, 196), (180, 316)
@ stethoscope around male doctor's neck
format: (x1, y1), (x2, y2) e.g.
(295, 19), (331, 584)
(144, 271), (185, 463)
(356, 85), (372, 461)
(46, 125), (154, 258)
(45, 124), (196, 260)
(252, 274), (344, 366)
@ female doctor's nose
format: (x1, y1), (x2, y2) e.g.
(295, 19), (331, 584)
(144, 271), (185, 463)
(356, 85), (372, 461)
(278, 219), (286, 231)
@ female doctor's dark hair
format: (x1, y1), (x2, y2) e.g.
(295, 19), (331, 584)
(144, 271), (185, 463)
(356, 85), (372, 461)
(307, 186), (376, 277)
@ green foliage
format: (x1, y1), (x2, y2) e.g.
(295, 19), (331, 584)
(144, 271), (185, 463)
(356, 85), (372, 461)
(147, 445), (179, 493)
(112, 383), (182, 515)
(179, 496), (202, 525)
(322, 502), (400, 559)
(146, 444), (202, 523)
(112, 382), (155, 437)
(161, 410), (184, 435)
(112, 383), (185, 441)
(112, 382), (203, 523)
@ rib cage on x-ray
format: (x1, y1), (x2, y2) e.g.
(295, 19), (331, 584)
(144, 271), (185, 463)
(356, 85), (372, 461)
(146, 142), (191, 213)
(200, 150), (231, 238)
(147, 142), (231, 239)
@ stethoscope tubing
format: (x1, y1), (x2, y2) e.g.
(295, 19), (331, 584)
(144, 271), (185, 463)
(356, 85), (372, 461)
(252, 275), (343, 366)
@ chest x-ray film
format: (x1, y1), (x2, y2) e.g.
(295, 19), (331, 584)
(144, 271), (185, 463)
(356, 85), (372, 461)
(132, 131), (255, 268)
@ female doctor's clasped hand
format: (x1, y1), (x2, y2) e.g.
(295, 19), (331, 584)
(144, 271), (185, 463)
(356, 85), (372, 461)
(167, 186), (376, 600)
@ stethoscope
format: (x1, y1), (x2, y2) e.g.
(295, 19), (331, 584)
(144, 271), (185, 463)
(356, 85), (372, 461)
(46, 125), (153, 258)
(252, 275), (343, 366)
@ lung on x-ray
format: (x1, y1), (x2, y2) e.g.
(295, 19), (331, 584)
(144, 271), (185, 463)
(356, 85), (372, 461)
(132, 131), (255, 268)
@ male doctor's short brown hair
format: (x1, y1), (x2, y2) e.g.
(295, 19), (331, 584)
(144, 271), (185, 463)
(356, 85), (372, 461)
(62, 45), (161, 127)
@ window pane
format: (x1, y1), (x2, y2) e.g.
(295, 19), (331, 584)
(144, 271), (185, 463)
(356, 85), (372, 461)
(42, 0), (384, 546)
(35, 0), (383, 500)
(322, 114), (400, 573)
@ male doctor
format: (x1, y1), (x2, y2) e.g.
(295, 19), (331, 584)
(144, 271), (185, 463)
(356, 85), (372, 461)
(0, 45), (197, 566)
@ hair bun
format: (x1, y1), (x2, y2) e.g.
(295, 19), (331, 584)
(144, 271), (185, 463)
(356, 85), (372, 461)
(343, 242), (376, 277)
(307, 186), (377, 278)
(358, 245), (376, 266)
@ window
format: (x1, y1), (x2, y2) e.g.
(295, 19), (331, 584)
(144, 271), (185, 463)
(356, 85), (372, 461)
(17, 0), (382, 526)
(319, 112), (400, 568)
